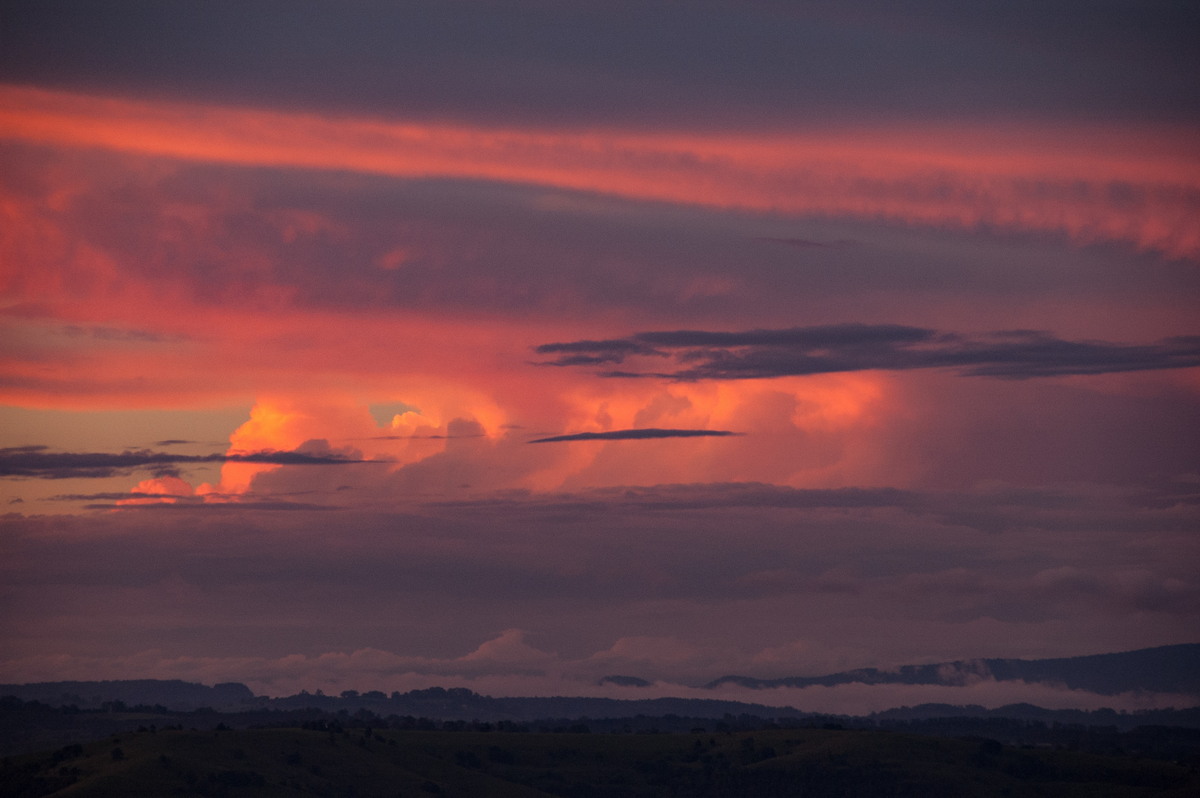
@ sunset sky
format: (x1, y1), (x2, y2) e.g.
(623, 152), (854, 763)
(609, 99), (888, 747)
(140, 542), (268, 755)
(1, 1), (1198, 709)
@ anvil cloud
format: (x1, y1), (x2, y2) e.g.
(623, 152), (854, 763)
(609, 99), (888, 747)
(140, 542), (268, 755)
(0, 1), (1196, 703)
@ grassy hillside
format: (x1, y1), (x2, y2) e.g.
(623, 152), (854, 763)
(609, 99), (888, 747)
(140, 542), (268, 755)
(3, 723), (1198, 797)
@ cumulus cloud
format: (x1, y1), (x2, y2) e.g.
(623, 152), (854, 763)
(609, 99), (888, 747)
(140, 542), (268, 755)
(536, 325), (1200, 380)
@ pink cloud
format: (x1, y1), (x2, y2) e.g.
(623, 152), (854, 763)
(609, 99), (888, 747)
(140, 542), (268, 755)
(2, 84), (1196, 258)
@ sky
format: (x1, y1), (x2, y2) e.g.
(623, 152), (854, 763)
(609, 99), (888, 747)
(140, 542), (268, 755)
(1, 1), (1198, 710)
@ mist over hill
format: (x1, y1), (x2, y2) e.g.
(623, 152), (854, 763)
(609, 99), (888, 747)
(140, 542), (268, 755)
(5, 644), (1200, 776)
(703, 644), (1200, 696)
(3, 644), (1197, 728)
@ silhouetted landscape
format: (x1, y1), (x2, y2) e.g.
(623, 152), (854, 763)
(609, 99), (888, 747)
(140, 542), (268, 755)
(4, 645), (1199, 795)
(4, 704), (1199, 797)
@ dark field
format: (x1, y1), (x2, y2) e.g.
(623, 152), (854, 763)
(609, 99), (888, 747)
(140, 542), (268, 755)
(5, 722), (1199, 797)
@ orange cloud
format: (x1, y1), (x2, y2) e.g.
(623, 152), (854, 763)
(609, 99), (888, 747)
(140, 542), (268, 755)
(115, 475), (196, 506)
(149, 369), (899, 504)
(206, 388), (517, 496)
(534, 374), (894, 491)
(2, 84), (1196, 257)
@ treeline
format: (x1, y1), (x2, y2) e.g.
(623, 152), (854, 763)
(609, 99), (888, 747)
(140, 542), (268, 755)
(8, 679), (1200, 734)
(0, 679), (253, 712)
(4, 694), (1199, 765)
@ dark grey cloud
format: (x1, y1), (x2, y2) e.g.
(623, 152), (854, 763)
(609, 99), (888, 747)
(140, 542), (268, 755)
(528, 428), (740, 444)
(0, 445), (383, 479)
(532, 339), (666, 367)
(46, 487), (343, 512)
(1, 1), (1195, 129)
(633, 323), (934, 349)
(51, 492), (193, 502)
(368, 434), (486, 441)
(535, 325), (1200, 380)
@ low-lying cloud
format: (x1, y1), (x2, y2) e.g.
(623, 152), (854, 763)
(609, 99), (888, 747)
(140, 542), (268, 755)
(0, 638), (1192, 716)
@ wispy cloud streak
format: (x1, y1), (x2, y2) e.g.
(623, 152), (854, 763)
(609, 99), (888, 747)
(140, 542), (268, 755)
(2, 85), (1197, 256)
(528, 428), (740, 444)
(0, 446), (383, 479)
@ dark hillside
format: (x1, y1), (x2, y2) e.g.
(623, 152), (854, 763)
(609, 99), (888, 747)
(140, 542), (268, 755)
(4, 724), (1198, 797)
